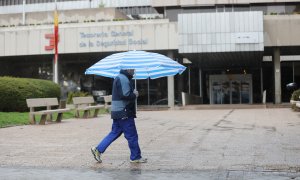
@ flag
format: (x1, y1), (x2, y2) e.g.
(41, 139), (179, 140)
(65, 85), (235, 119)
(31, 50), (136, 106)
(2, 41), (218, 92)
(54, 9), (59, 63)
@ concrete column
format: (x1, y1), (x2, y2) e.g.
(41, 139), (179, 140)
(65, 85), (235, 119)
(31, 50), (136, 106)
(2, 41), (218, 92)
(260, 67), (263, 103)
(188, 67), (191, 94)
(199, 68), (202, 97)
(273, 47), (281, 104)
(168, 76), (175, 108)
(177, 58), (184, 101)
(167, 51), (175, 108)
(293, 62), (295, 82)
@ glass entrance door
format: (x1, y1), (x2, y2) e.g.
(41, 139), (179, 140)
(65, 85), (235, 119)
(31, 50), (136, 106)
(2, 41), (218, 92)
(241, 81), (250, 103)
(212, 81), (222, 104)
(222, 81), (230, 104)
(210, 74), (252, 104)
(231, 80), (241, 104)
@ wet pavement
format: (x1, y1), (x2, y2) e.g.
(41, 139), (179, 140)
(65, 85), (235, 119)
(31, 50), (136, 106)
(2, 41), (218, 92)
(0, 108), (300, 179)
(1, 167), (300, 179)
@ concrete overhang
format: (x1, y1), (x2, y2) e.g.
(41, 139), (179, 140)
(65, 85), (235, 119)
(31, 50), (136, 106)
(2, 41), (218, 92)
(180, 51), (263, 69)
(264, 46), (300, 56)
(264, 15), (300, 47)
(152, 0), (300, 7)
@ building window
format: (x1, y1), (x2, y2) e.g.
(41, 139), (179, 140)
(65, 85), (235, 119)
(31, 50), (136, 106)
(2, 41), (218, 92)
(250, 5), (267, 15)
(166, 8), (182, 22)
(285, 3), (300, 14)
(233, 5), (250, 12)
(216, 5), (225, 12)
(225, 5), (233, 12)
(267, 4), (285, 15)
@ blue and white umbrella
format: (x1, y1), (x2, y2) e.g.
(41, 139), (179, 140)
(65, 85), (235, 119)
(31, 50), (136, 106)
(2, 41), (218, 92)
(85, 50), (186, 79)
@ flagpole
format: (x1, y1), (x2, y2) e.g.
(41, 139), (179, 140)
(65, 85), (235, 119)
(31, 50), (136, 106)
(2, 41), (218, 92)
(53, 0), (59, 84)
(54, 55), (58, 83)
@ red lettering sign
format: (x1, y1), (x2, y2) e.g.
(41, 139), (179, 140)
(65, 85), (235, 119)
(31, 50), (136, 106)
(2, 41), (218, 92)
(45, 33), (59, 51)
(45, 33), (54, 51)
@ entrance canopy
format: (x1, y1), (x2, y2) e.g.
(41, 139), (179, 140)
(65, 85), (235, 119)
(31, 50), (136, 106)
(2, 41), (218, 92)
(181, 51), (263, 69)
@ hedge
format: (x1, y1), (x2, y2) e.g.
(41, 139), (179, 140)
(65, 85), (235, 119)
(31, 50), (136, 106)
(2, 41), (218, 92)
(0, 77), (60, 112)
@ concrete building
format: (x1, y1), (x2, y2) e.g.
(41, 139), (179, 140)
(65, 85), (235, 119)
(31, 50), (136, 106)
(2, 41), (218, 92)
(0, 0), (299, 106)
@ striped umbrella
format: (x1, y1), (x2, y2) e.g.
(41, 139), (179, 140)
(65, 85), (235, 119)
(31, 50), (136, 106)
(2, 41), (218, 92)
(85, 50), (186, 79)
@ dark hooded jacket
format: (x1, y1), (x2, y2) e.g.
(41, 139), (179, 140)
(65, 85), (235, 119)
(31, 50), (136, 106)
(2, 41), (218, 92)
(111, 70), (137, 119)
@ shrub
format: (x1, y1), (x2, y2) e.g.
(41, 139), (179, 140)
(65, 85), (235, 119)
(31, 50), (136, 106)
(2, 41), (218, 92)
(291, 89), (300, 110)
(291, 89), (300, 101)
(0, 77), (60, 112)
(67, 91), (90, 104)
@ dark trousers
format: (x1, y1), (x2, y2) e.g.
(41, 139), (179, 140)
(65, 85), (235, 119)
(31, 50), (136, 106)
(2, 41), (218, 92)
(96, 117), (141, 161)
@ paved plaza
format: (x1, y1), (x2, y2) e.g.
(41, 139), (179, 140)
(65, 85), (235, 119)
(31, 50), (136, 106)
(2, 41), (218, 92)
(0, 108), (300, 179)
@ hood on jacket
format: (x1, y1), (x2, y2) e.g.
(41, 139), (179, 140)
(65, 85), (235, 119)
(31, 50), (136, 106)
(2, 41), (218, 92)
(120, 69), (134, 80)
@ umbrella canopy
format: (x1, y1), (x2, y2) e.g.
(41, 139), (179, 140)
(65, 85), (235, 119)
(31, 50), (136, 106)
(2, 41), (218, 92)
(85, 50), (186, 79)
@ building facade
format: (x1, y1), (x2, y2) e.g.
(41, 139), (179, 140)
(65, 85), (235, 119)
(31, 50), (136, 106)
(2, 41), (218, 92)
(0, 0), (300, 106)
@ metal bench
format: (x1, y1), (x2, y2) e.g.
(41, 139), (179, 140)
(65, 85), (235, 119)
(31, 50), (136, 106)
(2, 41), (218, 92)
(72, 96), (104, 118)
(26, 98), (71, 125)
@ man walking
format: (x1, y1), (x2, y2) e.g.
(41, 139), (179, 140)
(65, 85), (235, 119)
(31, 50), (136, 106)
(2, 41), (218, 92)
(91, 69), (147, 163)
